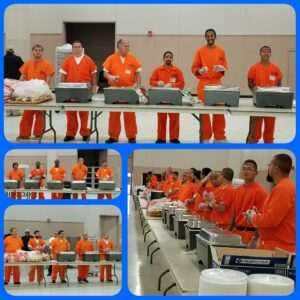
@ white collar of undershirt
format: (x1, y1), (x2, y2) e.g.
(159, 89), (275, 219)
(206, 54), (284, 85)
(104, 239), (109, 244)
(74, 54), (84, 65)
(118, 54), (126, 64)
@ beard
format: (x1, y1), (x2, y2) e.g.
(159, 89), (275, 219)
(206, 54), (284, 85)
(266, 172), (274, 183)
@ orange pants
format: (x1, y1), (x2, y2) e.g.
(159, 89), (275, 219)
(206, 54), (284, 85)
(66, 111), (90, 137)
(73, 193), (87, 199)
(232, 229), (255, 245)
(52, 265), (66, 281)
(5, 266), (20, 283)
(31, 192), (45, 199)
(19, 110), (45, 137)
(10, 192), (22, 199)
(100, 265), (112, 281)
(257, 240), (295, 252)
(51, 193), (63, 199)
(77, 265), (89, 280)
(108, 112), (137, 141)
(246, 116), (275, 144)
(29, 265), (44, 283)
(98, 193), (112, 199)
(157, 113), (179, 140)
(198, 79), (226, 141)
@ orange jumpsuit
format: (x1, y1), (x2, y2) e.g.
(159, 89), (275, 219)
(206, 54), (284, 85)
(4, 235), (23, 283)
(186, 181), (202, 211)
(50, 238), (71, 281)
(97, 239), (114, 281)
(247, 62), (283, 143)
(96, 167), (114, 199)
(30, 168), (45, 199)
(28, 238), (45, 282)
(60, 55), (97, 137)
(168, 179), (182, 201)
(210, 184), (235, 228)
(19, 58), (55, 138)
(7, 168), (24, 199)
(252, 178), (295, 252)
(148, 175), (159, 190)
(103, 53), (142, 141)
(159, 180), (166, 192)
(71, 163), (88, 199)
(49, 166), (66, 199)
(232, 182), (267, 244)
(191, 46), (228, 141)
(150, 65), (185, 140)
(177, 180), (196, 203)
(75, 239), (94, 280)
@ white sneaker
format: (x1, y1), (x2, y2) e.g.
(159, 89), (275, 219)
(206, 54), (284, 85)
(202, 140), (210, 143)
(213, 139), (228, 143)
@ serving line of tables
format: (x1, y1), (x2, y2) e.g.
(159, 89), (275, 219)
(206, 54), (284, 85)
(5, 187), (121, 199)
(4, 260), (121, 287)
(133, 194), (202, 296)
(4, 94), (295, 143)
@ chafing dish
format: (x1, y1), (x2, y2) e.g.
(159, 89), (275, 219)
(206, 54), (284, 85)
(204, 84), (240, 107)
(47, 180), (63, 190)
(55, 83), (93, 103)
(148, 87), (183, 105)
(150, 190), (165, 200)
(71, 180), (87, 190)
(174, 213), (194, 239)
(105, 251), (122, 261)
(253, 86), (294, 108)
(104, 87), (139, 104)
(175, 208), (187, 219)
(56, 251), (76, 262)
(82, 251), (100, 262)
(99, 181), (116, 190)
(5, 180), (20, 189)
(24, 180), (40, 189)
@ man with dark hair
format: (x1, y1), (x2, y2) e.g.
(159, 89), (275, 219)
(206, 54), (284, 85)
(96, 160), (114, 199)
(4, 46), (24, 117)
(30, 161), (46, 199)
(246, 46), (283, 144)
(49, 230), (70, 283)
(21, 229), (33, 251)
(103, 38), (141, 143)
(147, 171), (158, 190)
(17, 44), (55, 140)
(206, 168), (235, 228)
(71, 157), (88, 199)
(60, 40), (97, 142)
(166, 171), (181, 201)
(228, 160), (267, 244)
(7, 162), (25, 199)
(191, 29), (228, 143)
(49, 159), (66, 199)
(245, 154), (295, 251)
(150, 51), (185, 143)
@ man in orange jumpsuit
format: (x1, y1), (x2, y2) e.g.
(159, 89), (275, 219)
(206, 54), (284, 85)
(147, 171), (159, 190)
(177, 169), (196, 203)
(4, 228), (23, 285)
(49, 230), (70, 283)
(228, 160), (267, 244)
(30, 161), (45, 199)
(103, 38), (142, 143)
(7, 162), (25, 199)
(75, 233), (94, 283)
(206, 168), (235, 228)
(185, 169), (202, 211)
(60, 40), (97, 142)
(246, 46), (283, 144)
(97, 233), (114, 282)
(28, 230), (45, 283)
(71, 157), (88, 199)
(49, 159), (66, 199)
(150, 51), (185, 143)
(166, 171), (182, 201)
(245, 154), (295, 252)
(17, 44), (55, 140)
(159, 172), (167, 192)
(191, 29), (228, 143)
(96, 160), (114, 199)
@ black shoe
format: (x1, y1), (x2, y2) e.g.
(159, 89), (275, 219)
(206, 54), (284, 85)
(61, 280), (67, 284)
(107, 279), (113, 282)
(170, 139), (180, 143)
(64, 136), (75, 142)
(82, 136), (89, 142)
(155, 139), (166, 143)
(128, 138), (136, 144)
(100, 280), (104, 282)
(52, 280), (56, 284)
(47, 273), (51, 277)
(83, 279), (89, 283)
(14, 282), (21, 285)
(105, 138), (117, 144)
(4, 282), (8, 285)
(78, 279), (82, 284)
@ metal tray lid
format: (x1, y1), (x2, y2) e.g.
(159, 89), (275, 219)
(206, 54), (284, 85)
(149, 87), (180, 91)
(71, 180), (86, 183)
(5, 180), (18, 183)
(59, 251), (76, 255)
(83, 251), (99, 255)
(57, 83), (89, 89)
(255, 86), (292, 93)
(204, 84), (240, 92)
(48, 180), (62, 183)
(99, 180), (115, 183)
(198, 228), (243, 246)
(25, 179), (39, 183)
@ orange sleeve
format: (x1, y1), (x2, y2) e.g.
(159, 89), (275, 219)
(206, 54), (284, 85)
(191, 49), (203, 78)
(7, 170), (12, 179)
(88, 56), (97, 74)
(61, 167), (66, 175)
(41, 239), (45, 246)
(75, 241), (81, 254)
(221, 49), (228, 70)
(60, 57), (70, 74)
(247, 65), (256, 79)
(255, 188), (267, 213)
(45, 61), (55, 77)
(19, 61), (29, 78)
(276, 65), (284, 80)
(253, 189), (293, 228)
(84, 166), (88, 175)
(28, 239), (33, 248)
(109, 168), (113, 177)
(71, 165), (76, 177)
(171, 68), (185, 89)
(103, 55), (112, 72)
(149, 68), (159, 87)
(49, 167), (54, 176)
(134, 56), (142, 71)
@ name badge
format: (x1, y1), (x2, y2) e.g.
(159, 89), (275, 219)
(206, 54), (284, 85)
(269, 75), (276, 81)
(170, 77), (176, 83)
(125, 69), (131, 75)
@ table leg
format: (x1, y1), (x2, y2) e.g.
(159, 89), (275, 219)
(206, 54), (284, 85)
(144, 229), (152, 243)
(142, 223), (149, 235)
(38, 110), (56, 143)
(163, 282), (177, 296)
(147, 240), (157, 256)
(88, 111), (102, 143)
(150, 247), (160, 264)
(191, 113), (203, 143)
(65, 266), (69, 286)
(111, 264), (118, 285)
(158, 269), (170, 291)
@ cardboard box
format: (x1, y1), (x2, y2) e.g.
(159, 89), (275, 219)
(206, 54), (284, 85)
(276, 248), (296, 282)
(211, 246), (288, 276)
